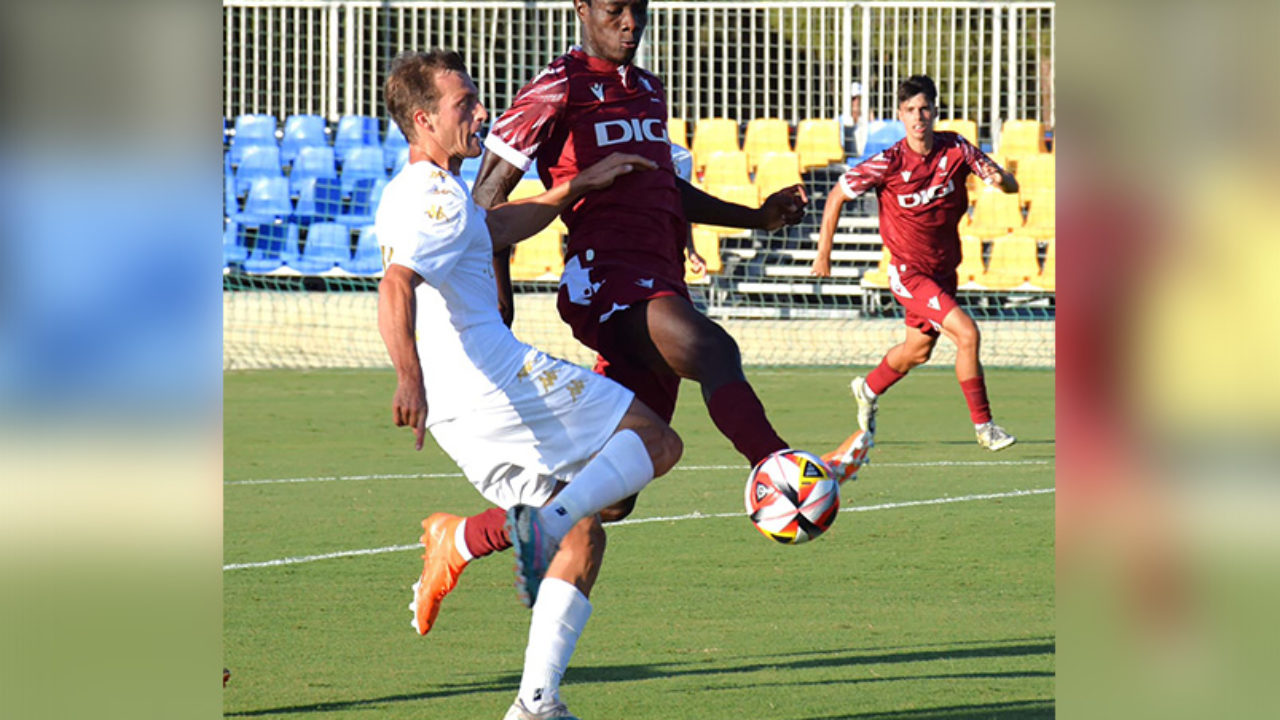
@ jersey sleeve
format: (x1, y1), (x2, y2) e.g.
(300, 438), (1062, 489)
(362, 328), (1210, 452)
(957, 135), (1006, 186)
(483, 63), (569, 172)
(838, 151), (891, 199)
(377, 179), (470, 286)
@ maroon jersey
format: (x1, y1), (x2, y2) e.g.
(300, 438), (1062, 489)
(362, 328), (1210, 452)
(483, 47), (687, 282)
(839, 132), (1006, 277)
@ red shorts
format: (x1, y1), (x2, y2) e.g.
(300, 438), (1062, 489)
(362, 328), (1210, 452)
(887, 263), (959, 335)
(557, 254), (688, 422)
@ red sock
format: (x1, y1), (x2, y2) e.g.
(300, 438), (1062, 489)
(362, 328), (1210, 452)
(959, 376), (993, 424)
(866, 357), (908, 395)
(462, 507), (510, 558)
(706, 380), (788, 466)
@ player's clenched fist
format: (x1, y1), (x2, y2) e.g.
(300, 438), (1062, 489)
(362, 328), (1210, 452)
(759, 184), (809, 230)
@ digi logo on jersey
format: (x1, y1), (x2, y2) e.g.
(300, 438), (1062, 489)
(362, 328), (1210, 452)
(594, 118), (668, 147)
(897, 179), (956, 208)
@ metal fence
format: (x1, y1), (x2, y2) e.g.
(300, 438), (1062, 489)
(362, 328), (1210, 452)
(223, 0), (1053, 147)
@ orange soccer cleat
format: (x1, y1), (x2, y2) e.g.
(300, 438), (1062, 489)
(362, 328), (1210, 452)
(821, 429), (874, 485)
(408, 513), (470, 636)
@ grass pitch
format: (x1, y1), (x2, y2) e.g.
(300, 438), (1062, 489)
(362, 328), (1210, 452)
(224, 366), (1054, 719)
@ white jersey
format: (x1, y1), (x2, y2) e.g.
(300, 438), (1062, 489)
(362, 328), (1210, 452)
(375, 159), (634, 508)
(375, 161), (530, 425)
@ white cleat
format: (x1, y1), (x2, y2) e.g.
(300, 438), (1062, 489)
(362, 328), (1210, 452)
(975, 421), (1016, 451)
(850, 376), (878, 434)
(502, 698), (580, 720)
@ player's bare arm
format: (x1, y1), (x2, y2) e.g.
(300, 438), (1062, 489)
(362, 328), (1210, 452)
(473, 154), (527, 325)
(810, 187), (848, 277)
(993, 167), (1019, 194)
(676, 177), (808, 231)
(378, 263), (428, 450)
(486, 153), (656, 250)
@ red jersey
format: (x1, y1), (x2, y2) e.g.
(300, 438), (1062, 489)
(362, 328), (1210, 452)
(839, 132), (1006, 277)
(484, 47), (687, 282)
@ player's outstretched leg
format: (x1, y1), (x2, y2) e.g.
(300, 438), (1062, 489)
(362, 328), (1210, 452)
(409, 512), (475, 635)
(507, 411), (681, 607)
(822, 429), (874, 484)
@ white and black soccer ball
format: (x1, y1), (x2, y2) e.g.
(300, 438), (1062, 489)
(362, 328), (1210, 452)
(744, 449), (840, 544)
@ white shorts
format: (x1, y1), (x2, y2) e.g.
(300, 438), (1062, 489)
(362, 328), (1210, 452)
(428, 349), (634, 509)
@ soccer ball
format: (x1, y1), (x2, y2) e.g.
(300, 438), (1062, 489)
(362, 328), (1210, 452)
(744, 449), (840, 544)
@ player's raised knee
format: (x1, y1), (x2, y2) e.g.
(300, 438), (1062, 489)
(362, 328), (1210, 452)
(647, 423), (683, 477)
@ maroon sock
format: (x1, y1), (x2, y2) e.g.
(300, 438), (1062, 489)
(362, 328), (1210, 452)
(461, 507), (511, 558)
(959, 376), (993, 424)
(706, 380), (788, 466)
(866, 357), (908, 395)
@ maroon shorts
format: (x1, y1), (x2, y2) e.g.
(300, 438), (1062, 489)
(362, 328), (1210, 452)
(887, 264), (960, 335)
(557, 255), (688, 422)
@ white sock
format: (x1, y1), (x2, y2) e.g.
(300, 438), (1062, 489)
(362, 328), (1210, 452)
(975, 420), (991, 430)
(538, 429), (653, 540)
(863, 384), (879, 399)
(453, 519), (473, 562)
(517, 578), (592, 712)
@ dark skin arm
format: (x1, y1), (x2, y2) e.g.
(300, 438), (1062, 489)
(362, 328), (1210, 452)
(474, 152), (528, 327)
(677, 176), (809, 230)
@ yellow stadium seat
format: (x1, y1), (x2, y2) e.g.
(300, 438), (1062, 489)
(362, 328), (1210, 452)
(956, 235), (987, 289)
(701, 150), (751, 188)
(795, 118), (846, 172)
(685, 225), (723, 284)
(742, 118), (792, 173)
(861, 246), (891, 288)
(701, 182), (760, 235)
(936, 118), (978, 147)
(753, 151), (803, 199)
(1015, 153), (1055, 194)
(509, 227), (564, 281)
(668, 117), (689, 148)
(691, 118), (740, 175)
(965, 186), (1025, 239)
(1033, 238), (1055, 292)
(980, 234), (1039, 290)
(1022, 188), (1055, 240)
(998, 119), (1047, 158)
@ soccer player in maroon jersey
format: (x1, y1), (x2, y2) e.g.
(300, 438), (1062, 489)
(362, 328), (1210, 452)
(811, 74), (1020, 452)
(404, 0), (871, 644)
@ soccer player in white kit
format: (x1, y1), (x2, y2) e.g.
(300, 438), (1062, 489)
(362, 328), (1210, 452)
(376, 50), (682, 720)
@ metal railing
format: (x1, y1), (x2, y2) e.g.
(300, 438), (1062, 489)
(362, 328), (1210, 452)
(223, 0), (1053, 146)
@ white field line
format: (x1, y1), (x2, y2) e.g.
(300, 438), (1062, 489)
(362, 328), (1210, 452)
(223, 487), (1054, 571)
(224, 459), (1051, 486)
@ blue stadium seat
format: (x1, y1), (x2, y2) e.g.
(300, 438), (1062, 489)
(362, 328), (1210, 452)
(459, 155), (483, 188)
(340, 146), (388, 196)
(336, 177), (387, 228)
(223, 220), (248, 266)
(292, 222), (351, 274)
(234, 176), (293, 227)
(292, 177), (343, 229)
(858, 119), (907, 159)
(391, 147), (410, 175)
(341, 225), (383, 275)
(289, 145), (338, 194)
(281, 114), (328, 167)
(242, 222), (300, 274)
(230, 113), (279, 165)
(383, 121), (409, 170)
(333, 114), (379, 164)
(234, 144), (285, 197)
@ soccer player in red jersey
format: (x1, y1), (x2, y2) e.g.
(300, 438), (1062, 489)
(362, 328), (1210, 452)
(811, 74), (1020, 452)
(405, 0), (871, 643)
